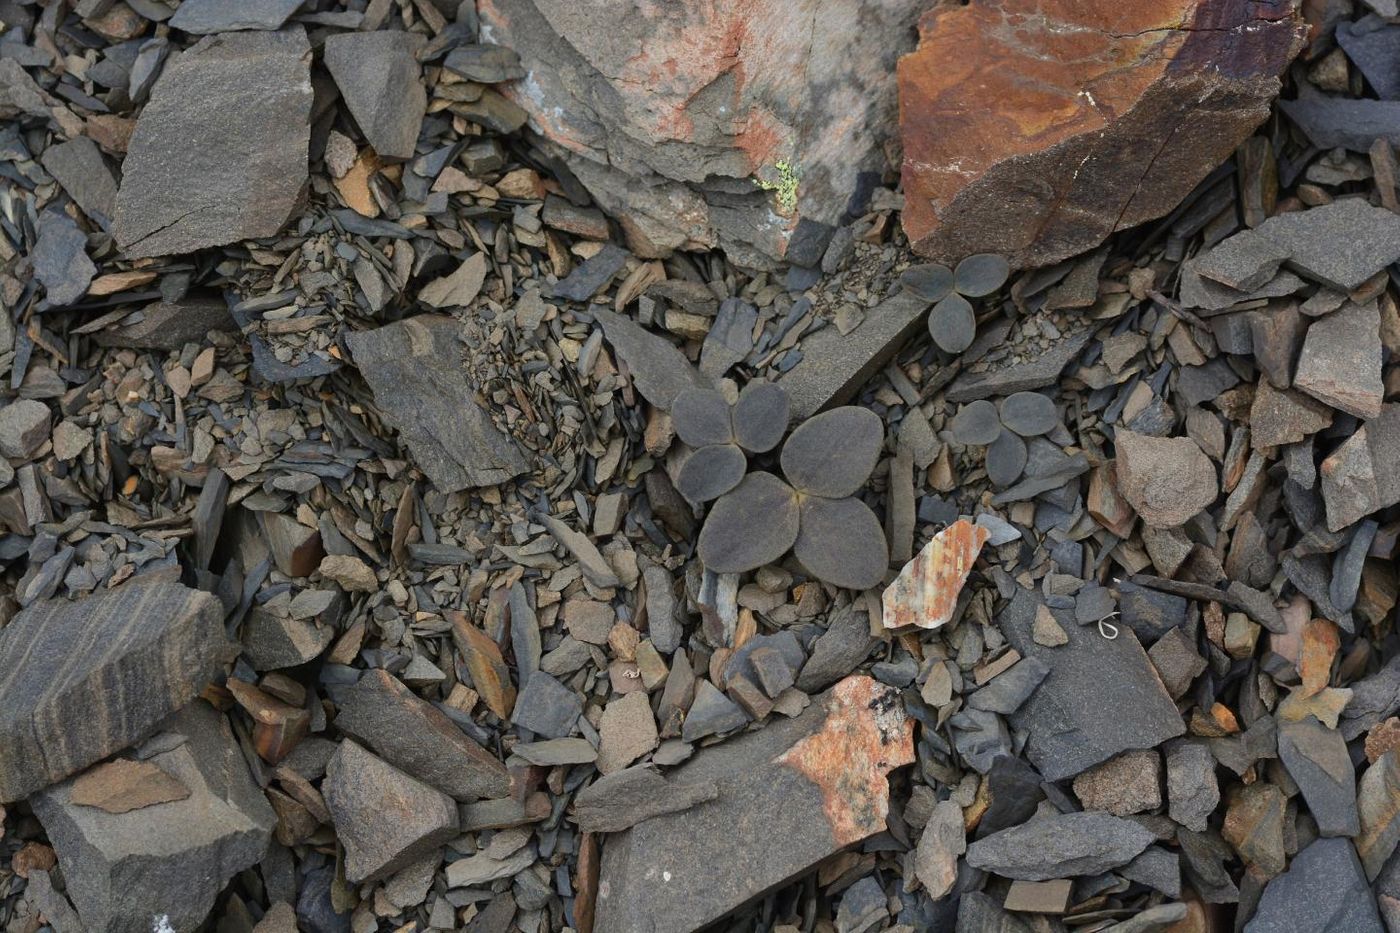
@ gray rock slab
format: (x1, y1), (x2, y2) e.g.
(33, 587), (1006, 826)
(946, 324), (1095, 403)
(323, 31), (426, 161)
(967, 657), (1049, 715)
(681, 678), (748, 742)
(0, 577), (230, 802)
(966, 811), (1155, 881)
(999, 587), (1185, 782)
(169, 0), (306, 33)
(32, 702), (275, 933)
(795, 604), (875, 693)
(1260, 199), (1400, 291)
(346, 316), (527, 491)
(1337, 18), (1400, 100)
(1321, 405), (1400, 532)
(93, 295), (236, 350)
(1278, 716), (1360, 837)
(40, 137), (118, 228)
(1166, 740), (1220, 832)
(334, 669), (510, 801)
(1280, 86), (1400, 152)
(33, 209), (96, 306)
(1294, 301), (1384, 419)
(573, 765), (719, 832)
(595, 677), (912, 933)
(511, 671), (583, 739)
(593, 307), (710, 410)
(323, 740), (458, 885)
(779, 290), (931, 420)
(113, 29), (312, 257)
(1244, 837), (1382, 932)
(550, 243), (628, 302)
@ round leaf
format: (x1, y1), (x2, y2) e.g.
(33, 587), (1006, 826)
(675, 443), (746, 503)
(928, 293), (975, 354)
(949, 399), (1001, 446)
(697, 472), (800, 574)
(732, 381), (789, 453)
(672, 388), (733, 448)
(901, 263), (954, 302)
(986, 428), (1028, 488)
(780, 406), (883, 498)
(954, 254), (1010, 298)
(793, 495), (888, 590)
(1000, 391), (1058, 437)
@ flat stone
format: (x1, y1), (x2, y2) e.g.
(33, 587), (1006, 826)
(32, 209), (96, 306)
(168, 0), (305, 33)
(1148, 626), (1208, 699)
(1244, 837), (1383, 932)
(1294, 301), (1384, 419)
(1223, 781), (1288, 877)
(1003, 880), (1073, 914)
(594, 308), (710, 411)
(40, 137), (118, 227)
(700, 297), (758, 380)
(511, 671), (583, 739)
(882, 519), (990, 631)
(1279, 716), (1360, 837)
(0, 399), (50, 459)
(32, 703), (275, 933)
(114, 29), (312, 257)
(796, 605), (875, 693)
(539, 514), (620, 588)
(966, 811), (1155, 880)
(1196, 228), (1291, 291)
(241, 606), (333, 670)
(967, 657), (1049, 715)
(1179, 263), (1308, 312)
(1072, 749), (1162, 816)
(323, 740), (458, 885)
(681, 679), (749, 742)
(1114, 430), (1218, 527)
(596, 691), (659, 774)
(94, 295), (236, 350)
(0, 578), (229, 802)
(913, 799), (965, 899)
(443, 43), (526, 83)
(898, 0), (1304, 267)
(1117, 581), (1187, 646)
(1251, 381), (1333, 448)
(595, 677), (914, 933)
(999, 588), (1185, 781)
(512, 737), (598, 767)
(573, 765), (719, 833)
(68, 758), (190, 814)
(346, 316), (527, 491)
(946, 324), (1094, 403)
(1337, 18), (1400, 99)
(323, 31), (426, 161)
(1356, 750), (1400, 880)
(334, 669), (510, 801)
(1258, 199), (1400, 291)
(779, 291), (931, 420)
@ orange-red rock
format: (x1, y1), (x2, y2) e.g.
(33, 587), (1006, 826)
(898, 0), (1305, 268)
(882, 519), (990, 631)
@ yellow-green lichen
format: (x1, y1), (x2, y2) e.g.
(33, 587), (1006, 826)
(754, 160), (800, 213)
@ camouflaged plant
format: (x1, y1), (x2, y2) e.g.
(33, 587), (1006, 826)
(901, 253), (1011, 354)
(673, 382), (889, 591)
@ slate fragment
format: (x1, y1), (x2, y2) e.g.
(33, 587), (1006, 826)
(1357, 750), (1400, 880)
(593, 308), (710, 411)
(1166, 740), (1221, 832)
(1337, 18), (1400, 100)
(1257, 199), (1400, 291)
(796, 605), (875, 693)
(169, 0), (306, 34)
(1280, 86), (1400, 152)
(1320, 405), (1400, 531)
(334, 669), (510, 801)
(113, 29), (313, 257)
(40, 137), (118, 228)
(573, 766), (719, 833)
(323, 740), (458, 885)
(347, 316), (527, 491)
(914, 799), (965, 899)
(32, 703), (275, 933)
(0, 399), (50, 460)
(512, 671), (583, 739)
(32, 209), (96, 306)
(323, 31), (426, 161)
(1278, 716), (1360, 837)
(999, 588), (1184, 782)
(1114, 430), (1218, 527)
(595, 677), (913, 933)
(93, 295), (236, 350)
(966, 811), (1155, 880)
(550, 243), (628, 302)
(0, 578), (229, 802)
(946, 325), (1094, 403)
(1293, 301), (1384, 419)
(1244, 837), (1383, 932)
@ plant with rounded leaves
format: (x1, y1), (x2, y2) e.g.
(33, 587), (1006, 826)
(901, 253), (1011, 354)
(674, 384), (889, 590)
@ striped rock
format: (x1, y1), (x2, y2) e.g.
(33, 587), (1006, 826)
(882, 519), (990, 630)
(0, 577), (231, 802)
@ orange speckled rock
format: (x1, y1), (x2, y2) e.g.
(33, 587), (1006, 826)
(898, 0), (1305, 269)
(882, 519), (989, 631)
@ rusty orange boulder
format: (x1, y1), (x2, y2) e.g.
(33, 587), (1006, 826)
(898, 0), (1306, 269)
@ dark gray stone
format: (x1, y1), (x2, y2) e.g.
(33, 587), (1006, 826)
(33, 209), (95, 306)
(1148, 627), (1207, 700)
(573, 765), (718, 832)
(1195, 228), (1290, 291)
(443, 44), (526, 83)
(323, 31), (426, 162)
(0, 577), (229, 802)
(1343, 654), (1400, 741)
(949, 707), (1013, 773)
(346, 316), (528, 491)
(681, 679), (748, 742)
(999, 588), (1185, 781)
(550, 243), (628, 302)
(40, 137), (118, 227)
(94, 295), (236, 350)
(169, 0), (305, 33)
(511, 671), (583, 739)
(1295, 300), (1384, 420)
(795, 605), (875, 693)
(1244, 837), (1382, 932)
(32, 703), (275, 933)
(966, 811), (1155, 880)
(700, 297), (757, 379)
(999, 392), (1058, 437)
(1337, 18), (1400, 100)
(967, 657), (1049, 715)
(114, 29), (312, 257)
(1281, 87), (1400, 152)
(1263, 200), (1400, 291)
(1278, 716), (1360, 838)
(593, 308), (710, 410)
(946, 324), (1094, 403)
(1332, 520), (1378, 615)
(334, 669), (510, 801)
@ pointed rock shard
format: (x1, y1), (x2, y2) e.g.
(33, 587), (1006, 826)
(0, 578), (230, 802)
(1321, 405), (1400, 532)
(323, 31), (427, 161)
(595, 677), (913, 933)
(346, 316), (527, 491)
(1294, 301), (1385, 420)
(967, 811), (1155, 880)
(882, 519), (989, 630)
(593, 308), (710, 411)
(1245, 837), (1384, 932)
(113, 29), (313, 257)
(1114, 430), (1218, 528)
